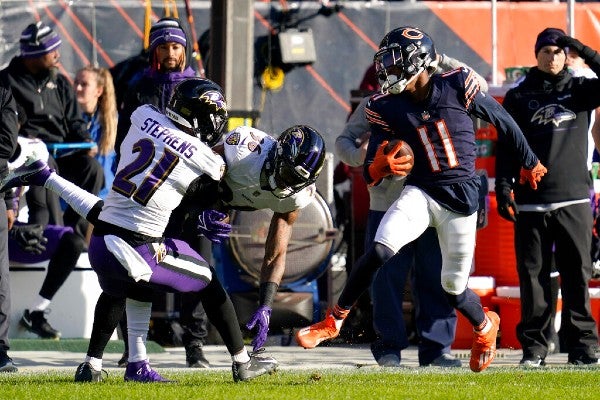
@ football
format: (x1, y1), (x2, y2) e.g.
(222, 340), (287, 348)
(383, 139), (414, 174)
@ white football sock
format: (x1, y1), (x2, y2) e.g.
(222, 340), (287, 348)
(232, 348), (251, 364)
(29, 296), (51, 312)
(126, 298), (152, 363)
(85, 355), (102, 371)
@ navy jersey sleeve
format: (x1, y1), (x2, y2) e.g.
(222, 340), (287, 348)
(469, 90), (538, 171)
(457, 67), (481, 110)
(363, 94), (395, 185)
(494, 89), (521, 191)
(437, 66), (481, 110)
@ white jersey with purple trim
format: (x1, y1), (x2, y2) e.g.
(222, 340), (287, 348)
(222, 126), (315, 213)
(98, 104), (225, 237)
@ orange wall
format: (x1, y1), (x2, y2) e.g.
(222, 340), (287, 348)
(427, 2), (600, 81)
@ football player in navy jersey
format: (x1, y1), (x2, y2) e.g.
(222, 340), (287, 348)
(296, 26), (547, 373)
(0, 78), (279, 383)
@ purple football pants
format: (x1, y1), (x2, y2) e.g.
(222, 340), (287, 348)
(88, 234), (212, 298)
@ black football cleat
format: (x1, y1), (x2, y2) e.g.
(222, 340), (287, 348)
(74, 362), (106, 382)
(232, 352), (278, 382)
(20, 309), (61, 340)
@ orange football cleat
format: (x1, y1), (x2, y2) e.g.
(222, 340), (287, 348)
(295, 310), (343, 349)
(469, 308), (500, 372)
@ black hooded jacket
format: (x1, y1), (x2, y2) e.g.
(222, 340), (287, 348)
(0, 57), (89, 144)
(497, 66), (600, 204)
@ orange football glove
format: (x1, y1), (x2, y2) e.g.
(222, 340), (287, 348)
(519, 161), (547, 190)
(368, 141), (413, 185)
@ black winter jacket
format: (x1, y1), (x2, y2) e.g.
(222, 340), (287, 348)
(0, 85), (19, 204)
(497, 66), (600, 205)
(0, 57), (89, 144)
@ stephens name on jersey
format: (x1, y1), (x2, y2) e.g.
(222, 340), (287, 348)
(139, 114), (199, 160)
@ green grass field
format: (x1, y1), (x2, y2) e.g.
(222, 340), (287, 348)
(1, 367), (599, 400)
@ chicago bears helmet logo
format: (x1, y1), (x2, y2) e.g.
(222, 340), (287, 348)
(401, 28), (424, 40)
(531, 104), (576, 127)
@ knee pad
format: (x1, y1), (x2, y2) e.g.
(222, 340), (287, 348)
(440, 269), (469, 296)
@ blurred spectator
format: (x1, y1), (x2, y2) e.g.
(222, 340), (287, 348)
(0, 21), (103, 239)
(0, 85), (19, 373)
(74, 66), (118, 199)
(115, 17), (197, 152)
(8, 137), (86, 341)
(496, 28), (600, 367)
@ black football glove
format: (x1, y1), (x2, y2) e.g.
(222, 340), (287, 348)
(557, 35), (584, 53)
(496, 188), (518, 223)
(557, 35), (600, 66)
(9, 224), (48, 255)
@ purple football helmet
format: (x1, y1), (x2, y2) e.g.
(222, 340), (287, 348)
(165, 77), (228, 146)
(263, 125), (326, 199)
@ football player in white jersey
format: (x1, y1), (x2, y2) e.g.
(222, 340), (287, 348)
(183, 124), (326, 352)
(134, 123), (326, 365)
(4, 85), (328, 376)
(1, 78), (279, 383)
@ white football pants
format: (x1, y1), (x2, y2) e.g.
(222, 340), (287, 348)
(374, 185), (477, 295)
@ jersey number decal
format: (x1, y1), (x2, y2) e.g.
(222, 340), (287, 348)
(416, 120), (458, 172)
(112, 138), (180, 205)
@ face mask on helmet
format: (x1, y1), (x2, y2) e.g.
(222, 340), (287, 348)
(263, 125), (326, 199)
(165, 78), (228, 146)
(374, 27), (436, 94)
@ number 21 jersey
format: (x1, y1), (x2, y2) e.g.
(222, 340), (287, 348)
(99, 104), (225, 237)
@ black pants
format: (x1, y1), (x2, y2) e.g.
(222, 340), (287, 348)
(27, 153), (103, 237)
(0, 200), (10, 352)
(515, 202), (598, 359)
(38, 232), (85, 300)
(57, 152), (104, 238)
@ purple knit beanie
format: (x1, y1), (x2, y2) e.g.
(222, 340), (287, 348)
(149, 18), (187, 54)
(20, 21), (62, 58)
(534, 28), (566, 56)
